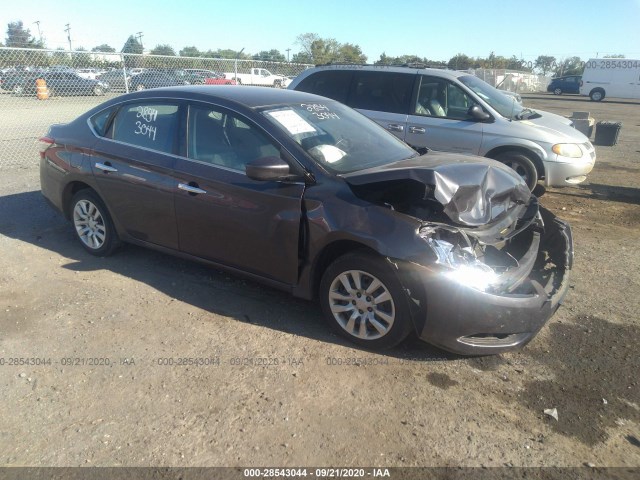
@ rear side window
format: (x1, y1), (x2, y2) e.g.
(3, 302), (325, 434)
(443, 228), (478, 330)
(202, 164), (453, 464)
(347, 71), (414, 114)
(296, 70), (353, 103)
(110, 102), (180, 154)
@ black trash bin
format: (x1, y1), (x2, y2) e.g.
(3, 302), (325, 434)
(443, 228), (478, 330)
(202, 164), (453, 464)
(594, 121), (622, 146)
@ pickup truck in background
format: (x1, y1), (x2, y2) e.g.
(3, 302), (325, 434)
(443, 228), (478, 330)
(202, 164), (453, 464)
(223, 68), (290, 87)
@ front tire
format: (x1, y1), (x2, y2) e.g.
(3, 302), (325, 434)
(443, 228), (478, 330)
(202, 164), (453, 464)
(492, 151), (539, 191)
(136, 84), (146, 91)
(319, 251), (413, 350)
(70, 190), (119, 256)
(93, 85), (104, 96)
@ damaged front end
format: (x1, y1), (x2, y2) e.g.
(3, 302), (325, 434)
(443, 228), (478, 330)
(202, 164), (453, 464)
(345, 155), (573, 354)
(404, 197), (573, 355)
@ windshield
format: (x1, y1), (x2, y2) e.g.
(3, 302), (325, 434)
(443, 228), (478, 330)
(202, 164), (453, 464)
(458, 75), (524, 119)
(262, 101), (417, 173)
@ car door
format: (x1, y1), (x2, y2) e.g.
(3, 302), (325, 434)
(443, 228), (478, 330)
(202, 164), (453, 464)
(173, 103), (305, 285)
(90, 101), (181, 249)
(404, 75), (484, 154)
(345, 70), (415, 142)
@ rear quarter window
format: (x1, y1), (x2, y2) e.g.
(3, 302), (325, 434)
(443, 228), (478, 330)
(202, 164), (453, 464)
(89, 108), (115, 137)
(295, 70), (353, 104)
(347, 71), (415, 114)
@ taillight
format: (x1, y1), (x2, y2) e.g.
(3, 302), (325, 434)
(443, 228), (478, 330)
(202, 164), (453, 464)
(38, 136), (54, 159)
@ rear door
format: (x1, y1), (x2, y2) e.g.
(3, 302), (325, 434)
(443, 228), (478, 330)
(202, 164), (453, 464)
(404, 75), (484, 154)
(90, 100), (181, 249)
(345, 70), (415, 142)
(172, 102), (305, 285)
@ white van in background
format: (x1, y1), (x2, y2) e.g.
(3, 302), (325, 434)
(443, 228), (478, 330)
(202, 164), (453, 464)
(580, 58), (640, 101)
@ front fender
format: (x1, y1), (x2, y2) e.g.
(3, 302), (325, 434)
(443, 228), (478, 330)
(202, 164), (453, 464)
(481, 137), (548, 162)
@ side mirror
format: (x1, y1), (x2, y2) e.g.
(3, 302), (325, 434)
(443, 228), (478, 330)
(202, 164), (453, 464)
(468, 105), (491, 121)
(246, 156), (290, 181)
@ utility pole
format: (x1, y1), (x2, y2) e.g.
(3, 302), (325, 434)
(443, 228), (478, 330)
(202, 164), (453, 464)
(136, 32), (144, 53)
(234, 47), (245, 81)
(33, 21), (42, 45)
(286, 48), (291, 62)
(64, 23), (72, 51)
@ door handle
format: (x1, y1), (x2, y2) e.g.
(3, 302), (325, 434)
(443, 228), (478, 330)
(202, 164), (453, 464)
(178, 183), (207, 195)
(95, 162), (118, 172)
(409, 126), (426, 134)
(386, 124), (404, 132)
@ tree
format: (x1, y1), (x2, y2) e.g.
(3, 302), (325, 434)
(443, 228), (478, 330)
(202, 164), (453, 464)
(203, 48), (248, 59)
(180, 46), (201, 57)
(72, 46), (92, 67)
(92, 44), (115, 53)
(338, 43), (366, 63)
(534, 55), (556, 75)
(252, 49), (286, 62)
(553, 56), (583, 77)
(447, 53), (473, 70)
(295, 33), (366, 64)
(150, 44), (176, 56)
(6, 21), (41, 48)
(121, 35), (143, 54)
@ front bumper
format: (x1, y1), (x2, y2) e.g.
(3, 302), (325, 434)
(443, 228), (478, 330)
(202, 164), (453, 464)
(400, 208), (573, 355)
(543, 143), (596, 187)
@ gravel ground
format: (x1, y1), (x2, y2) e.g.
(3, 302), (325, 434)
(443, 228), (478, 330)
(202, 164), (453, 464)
(0, 93), (639, 468)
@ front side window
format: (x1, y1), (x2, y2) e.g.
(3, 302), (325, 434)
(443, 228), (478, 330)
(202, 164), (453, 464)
(188, 104), (279, 172)
(414, 76), (477, 120)
(111, 102), (179, 154)
(458, 74), (523, 119)
(348, 71), (414, 114)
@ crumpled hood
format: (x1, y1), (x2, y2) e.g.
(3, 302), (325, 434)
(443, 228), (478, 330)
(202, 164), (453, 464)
(342, 153), (531, 226)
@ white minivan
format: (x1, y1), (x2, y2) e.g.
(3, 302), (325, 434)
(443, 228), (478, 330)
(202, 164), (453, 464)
(289, 65), (596, 190)
(580, 58), (640, 101)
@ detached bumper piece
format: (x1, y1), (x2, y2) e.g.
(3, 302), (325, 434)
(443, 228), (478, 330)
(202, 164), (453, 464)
(406, 206), (573, 355)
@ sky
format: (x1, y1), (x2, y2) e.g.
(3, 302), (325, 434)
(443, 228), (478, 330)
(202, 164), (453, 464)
(2, 0), (640, 63)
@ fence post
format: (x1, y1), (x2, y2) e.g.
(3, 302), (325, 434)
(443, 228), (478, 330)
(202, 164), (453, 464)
(121, 54), (129, 94)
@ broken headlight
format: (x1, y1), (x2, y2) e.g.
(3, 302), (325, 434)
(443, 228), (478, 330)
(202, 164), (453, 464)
(419, 225), (498, 292)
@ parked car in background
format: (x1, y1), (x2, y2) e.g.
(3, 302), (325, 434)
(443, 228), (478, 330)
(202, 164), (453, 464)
(39, 86), (572, 355)
(547, 75), (581, 95)
(0, 70), (41, 94)
(184, 68), (237, 85)
(97, 70), (131, 92)
(14, 71), (109, 96)
(129, 70), (189, 91)
(76, 68), (101, 80)
(580, 58), (640, 101)
(128, 68), (147, 76)
(290, 65), (596, 190)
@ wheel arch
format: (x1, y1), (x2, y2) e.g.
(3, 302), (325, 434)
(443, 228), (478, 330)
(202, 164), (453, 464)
(62, 181), (95, 219)
(485, 145), (545, 180)
(308, 240), (380, 301)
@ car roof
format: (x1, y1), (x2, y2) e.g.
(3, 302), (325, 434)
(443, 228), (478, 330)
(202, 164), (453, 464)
(299, 64), (468, 80)
(96, 85), (336, 110)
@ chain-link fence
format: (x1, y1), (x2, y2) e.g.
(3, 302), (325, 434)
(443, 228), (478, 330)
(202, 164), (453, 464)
(0, 47), (313, 169)
(459, 68), (551, 94)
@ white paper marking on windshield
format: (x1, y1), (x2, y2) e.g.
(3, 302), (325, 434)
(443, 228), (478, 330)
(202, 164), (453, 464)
(267, 109), (316, 135)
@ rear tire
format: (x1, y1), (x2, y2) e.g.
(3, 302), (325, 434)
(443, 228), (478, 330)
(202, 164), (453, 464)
(319, 251), (413, 350)
(553, 87), (562, 95)
(70, 190), (120, 256)
(589, 88), (605, 101)
(492, 151), (539, 191)
(136, 84), (146, 91)
(93, 85), (104, 96)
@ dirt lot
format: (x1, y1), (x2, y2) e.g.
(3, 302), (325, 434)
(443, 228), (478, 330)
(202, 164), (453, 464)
(0, 93), (639, 468)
